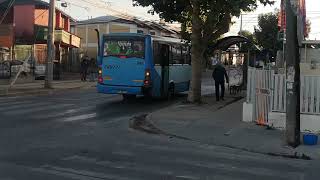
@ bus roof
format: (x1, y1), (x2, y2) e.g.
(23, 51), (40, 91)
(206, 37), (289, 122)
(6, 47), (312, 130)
(103, 33), (187, 45)
(103, 33), (147, 38)
(151, 35), (186, 45)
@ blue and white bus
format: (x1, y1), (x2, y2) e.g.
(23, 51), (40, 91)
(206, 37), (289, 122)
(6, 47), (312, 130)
(96, 33), (191, 99)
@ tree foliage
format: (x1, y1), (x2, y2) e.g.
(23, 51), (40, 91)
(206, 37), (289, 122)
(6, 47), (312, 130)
(134, 0), (274, 49)
(254, 12), (281, 57)
(238, 30), (256, 52)
(133, 0), (274, 102)
(305, 19), (311, 38)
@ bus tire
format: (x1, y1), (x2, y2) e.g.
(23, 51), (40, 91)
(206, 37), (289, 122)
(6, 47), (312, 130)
(168, 83), (175, 100)
(122, 94), (136, 102)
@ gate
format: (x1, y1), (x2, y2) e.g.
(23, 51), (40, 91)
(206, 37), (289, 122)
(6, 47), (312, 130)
(247, 68), (274, 125)
(0, 61), (11, 79)
(255, 69), (274, 125)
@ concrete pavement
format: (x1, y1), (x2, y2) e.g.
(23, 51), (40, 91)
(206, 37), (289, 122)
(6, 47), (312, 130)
(0, 89), (319, 179)
(141, 94), (318, 160)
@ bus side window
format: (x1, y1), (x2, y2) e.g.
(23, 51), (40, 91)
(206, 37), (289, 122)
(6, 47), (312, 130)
(169, 46), (174, 65)
(172, 44), (183, 65)
(182, 45), (190, 65)
(186, 47), (191, 65)
(153, 42), (161, 65)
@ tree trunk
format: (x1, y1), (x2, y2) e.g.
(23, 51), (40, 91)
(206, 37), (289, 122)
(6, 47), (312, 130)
(188, 1), (203, 103)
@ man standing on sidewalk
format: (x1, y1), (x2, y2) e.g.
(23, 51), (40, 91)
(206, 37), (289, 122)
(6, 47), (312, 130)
(80, 56), (89, 81)
(212, 62), (229, 101)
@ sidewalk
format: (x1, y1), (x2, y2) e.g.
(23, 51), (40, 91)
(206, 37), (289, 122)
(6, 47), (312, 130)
(139, 94), (320, 160)
(0, 80), (96, 97)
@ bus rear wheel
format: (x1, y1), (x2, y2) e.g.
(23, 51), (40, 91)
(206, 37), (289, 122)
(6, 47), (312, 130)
(168, 83), (175, 100)
(122, 94), (136, 101)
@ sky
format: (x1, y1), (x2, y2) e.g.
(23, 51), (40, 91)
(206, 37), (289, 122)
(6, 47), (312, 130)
(56, 0), (320, 40)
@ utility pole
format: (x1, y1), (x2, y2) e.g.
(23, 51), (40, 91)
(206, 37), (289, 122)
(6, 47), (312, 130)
(45, 0), (56, 89)
(240, 13), (243, 35)
(285, 0), (300, 147)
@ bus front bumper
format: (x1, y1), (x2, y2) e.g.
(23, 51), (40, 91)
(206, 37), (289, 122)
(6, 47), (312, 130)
(97, 84), (143, 95)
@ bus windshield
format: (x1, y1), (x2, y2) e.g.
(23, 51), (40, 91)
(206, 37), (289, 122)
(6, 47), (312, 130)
(104, 39), (145, 59)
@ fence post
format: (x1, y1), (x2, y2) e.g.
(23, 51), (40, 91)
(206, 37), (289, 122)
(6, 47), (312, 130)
(252, 68), (257, 122)
(246, 68), (251, 103)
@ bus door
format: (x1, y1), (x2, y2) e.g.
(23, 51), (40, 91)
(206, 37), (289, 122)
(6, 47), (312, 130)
(160, 44), (170, 97)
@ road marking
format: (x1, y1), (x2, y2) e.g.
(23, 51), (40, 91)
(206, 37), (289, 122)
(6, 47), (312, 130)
(31, 165), (137, 180)
(176, 175), (199, 180)
(3, 104), (74, 116)
(0, 102), (49, 111)
(33, 106), (94, 119)
(63, 113), (97, 122)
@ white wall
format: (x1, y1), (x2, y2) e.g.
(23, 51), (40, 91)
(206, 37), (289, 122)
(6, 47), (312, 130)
(267, 112), (320, 133)
(301, 48), (320, 63)
(301, 114), (320, 133)
(300, 63), (320, 76)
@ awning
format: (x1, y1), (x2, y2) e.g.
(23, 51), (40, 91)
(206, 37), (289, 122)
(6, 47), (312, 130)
(211, 36), (260, 51)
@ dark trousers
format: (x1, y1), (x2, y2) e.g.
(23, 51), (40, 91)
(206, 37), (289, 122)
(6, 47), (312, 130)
(215, 81), (225, 101)
(81, 70), (87, 81)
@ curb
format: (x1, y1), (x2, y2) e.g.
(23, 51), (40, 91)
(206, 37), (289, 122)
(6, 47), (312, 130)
(131, 114), (312, 160)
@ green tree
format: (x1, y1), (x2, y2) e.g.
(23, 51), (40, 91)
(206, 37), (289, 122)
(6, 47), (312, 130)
(133, 0), (274, 103)
(305, 19), (311, 38)
(239, 30), (256, 52)
(254, 12), (281, 59)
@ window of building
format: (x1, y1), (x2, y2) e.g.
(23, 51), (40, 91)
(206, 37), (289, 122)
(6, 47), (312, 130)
(137, 30), (144, 34)
(150, 31), (156, 36)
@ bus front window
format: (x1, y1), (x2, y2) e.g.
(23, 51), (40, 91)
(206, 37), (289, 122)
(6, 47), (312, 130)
(104, 39), (145, 59)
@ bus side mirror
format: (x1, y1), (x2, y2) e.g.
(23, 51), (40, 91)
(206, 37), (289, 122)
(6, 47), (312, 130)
(95, 29), (102, 65)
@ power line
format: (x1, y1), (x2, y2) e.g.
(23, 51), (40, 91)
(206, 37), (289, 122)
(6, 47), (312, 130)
(64, 0), (151, 21)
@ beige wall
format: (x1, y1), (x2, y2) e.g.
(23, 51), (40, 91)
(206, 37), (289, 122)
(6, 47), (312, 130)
(84, 47), (98, 59)
(74, 22), (140, 58)
(73, 22), (179, 57)
(110, 24), (130, 33)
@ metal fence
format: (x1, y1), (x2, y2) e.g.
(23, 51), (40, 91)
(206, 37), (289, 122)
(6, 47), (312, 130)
(246, 67), (256, 103)
(247, 67), (320, 124)
(301, 75), (320, 114)
(271, 74), (286, 112)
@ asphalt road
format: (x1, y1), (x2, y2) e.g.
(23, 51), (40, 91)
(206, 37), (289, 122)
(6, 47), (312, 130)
(0, 88), (319, 180)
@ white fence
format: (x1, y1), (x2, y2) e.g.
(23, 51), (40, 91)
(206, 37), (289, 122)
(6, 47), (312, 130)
(301, 75), (320, 114)
(246, 68), (320, 124)
(271, 74), (286, 112)
(246, 68), (256, 104)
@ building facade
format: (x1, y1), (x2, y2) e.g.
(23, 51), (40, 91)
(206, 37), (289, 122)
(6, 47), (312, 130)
(71, 16), (179, 59)
(0, 0), (80, 73)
